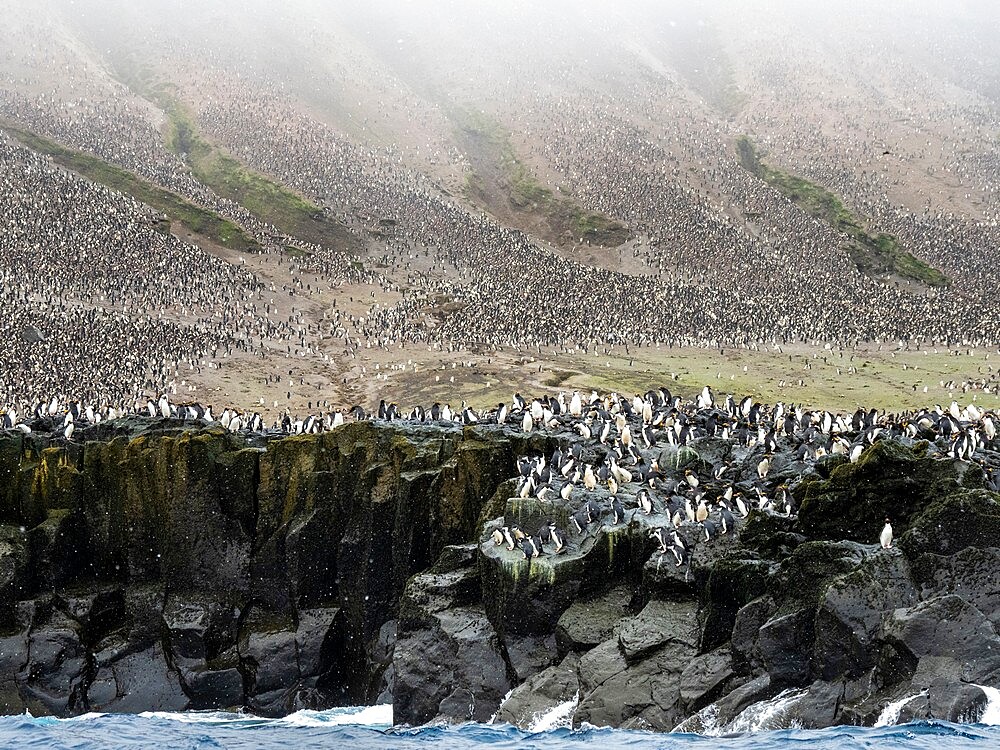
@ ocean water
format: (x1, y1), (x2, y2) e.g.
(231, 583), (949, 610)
(4, 705), (1000, 750)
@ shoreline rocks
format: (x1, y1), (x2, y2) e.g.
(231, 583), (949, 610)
(0, 417), (998, 732)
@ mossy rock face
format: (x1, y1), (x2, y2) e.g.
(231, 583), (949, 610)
(27, 509), (89, 591)
(0, 527), (29, 629)
(900, 489), (1000, 560)
(6, 417), (999, 727)
(114, 430), (255, 595)
(772, 540), (868, 612)
(0, 435), (28, 524)
(738, 511), (801, 558)
(699, 555), (774, 652)
(0, 419), (536, 715)
(479, 534), (590, 637)
(797, 441), (964, 543)
(814, 454), (849, 479)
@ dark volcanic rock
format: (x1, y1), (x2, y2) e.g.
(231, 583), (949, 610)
(1, 419), (1000, 732)
(679, 646), (734, 710)
(495, 652), (581, 728)
(883, 595), (1000, 684)
(813, 551), (919, 680)
(758, 609), (815, 685)
(393, 544), (511, 724)
(575, 639), (695, 731)
(783, 680), (844, 728)
(731, 595), (777, 674)
(901, 490), (1000, 557)
(554, 586), (631, 654)
(617, 599), (698, 663)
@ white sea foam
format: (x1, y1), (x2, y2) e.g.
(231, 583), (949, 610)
(725, 689), (807, 734)
(974, 685), (1000, 725)
(874, 693), (924, 727)
(670, 689), (806, 736)
(138, 710), (249, 724)
(278, 705), (393, 727)
(527, 692), (579, 732)
(138, 704), (393, 728)
(671, 702), (720, 734)
(23, 710), (109, 723)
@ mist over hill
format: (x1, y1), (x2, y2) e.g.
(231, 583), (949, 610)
(1, 0), (998, 417)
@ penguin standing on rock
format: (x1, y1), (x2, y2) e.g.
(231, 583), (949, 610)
(719, 506), (736, 534)
(537, 523), (552, 546)
(701, 518), (718, 542)
(668, 530), (688, 567)
(650, 527), (669, 554)
(520, 535), (543, 560)
(611, 496), (625, 524)
(880, 518), (893, 549)
(684, 468), (700, 489)
(548, 523), (568, 554)
(570, 507), (591, 534)
(501, 526), (517, 551)
(637, 488), (653, 516)
(695, 495), (709, 522)
(560, 480), (574, 502)
(734, 493), (749, 518)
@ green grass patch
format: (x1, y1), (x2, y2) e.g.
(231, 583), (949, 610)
(456, 109), (629, 247)
(737, 136), (948, 286)
(2, 121), (260, 252)
(158, 99), (353, 249)
(109, 55), (356, 253)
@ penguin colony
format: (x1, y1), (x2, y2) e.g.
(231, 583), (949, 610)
(0, 133), (383, 412)
(1, 44), (1000, 428)
(3, 69), (1000, 395)
(4, 386), (998, 564)
(480, 386), (1000, 563)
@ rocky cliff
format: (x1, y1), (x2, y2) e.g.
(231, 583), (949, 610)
(0, 419), (998, 731)
(0, 419), (550, 717)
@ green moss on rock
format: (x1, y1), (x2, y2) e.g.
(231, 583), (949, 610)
(797, 441), (963, 543)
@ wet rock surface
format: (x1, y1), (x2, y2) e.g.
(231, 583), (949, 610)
(0, 421), (541, 717)
(0, 413), (999, 733)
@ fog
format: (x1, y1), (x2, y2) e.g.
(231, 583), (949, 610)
(3, 0), (999, 107)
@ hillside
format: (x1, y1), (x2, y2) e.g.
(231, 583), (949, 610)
(0, 0), (998, 418)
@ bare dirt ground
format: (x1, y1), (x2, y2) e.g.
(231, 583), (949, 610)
(180, 227), (1000, 419)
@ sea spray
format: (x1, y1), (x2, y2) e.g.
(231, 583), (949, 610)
(725, 690), (807, 734)
(875, 692), (926, 727)
(974, 685), (1000, 724)
(527, 691), (580, 732)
